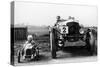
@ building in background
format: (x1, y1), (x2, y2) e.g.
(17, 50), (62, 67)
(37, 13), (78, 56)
(11, 25), (27, 41)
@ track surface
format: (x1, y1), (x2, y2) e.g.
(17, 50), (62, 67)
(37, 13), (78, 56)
(14, 46), (97, 66)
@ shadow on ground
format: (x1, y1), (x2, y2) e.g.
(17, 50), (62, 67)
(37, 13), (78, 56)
(62, 46), (96, 57)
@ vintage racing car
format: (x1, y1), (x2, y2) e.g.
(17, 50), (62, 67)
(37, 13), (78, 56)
(49, 16), (96, 58)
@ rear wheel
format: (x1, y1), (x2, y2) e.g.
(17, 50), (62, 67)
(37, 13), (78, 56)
(18, 50), (21, 63)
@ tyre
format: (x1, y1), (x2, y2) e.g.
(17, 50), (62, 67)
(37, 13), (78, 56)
(18, 50), (21, 63)
(35, 49), (39, 60)
(85, 31), (96, 55)
(50, 28), (57, 58)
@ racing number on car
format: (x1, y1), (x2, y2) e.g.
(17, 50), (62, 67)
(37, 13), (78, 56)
(60, 26), (68, 34)
(63, 27), (66, 33)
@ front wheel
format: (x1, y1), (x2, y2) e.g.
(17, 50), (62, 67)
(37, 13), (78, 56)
(51, 42), (57, 58)
(50, 29), (57, 59)
(85, 32), (96, 55)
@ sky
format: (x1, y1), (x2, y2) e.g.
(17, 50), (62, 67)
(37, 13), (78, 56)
(15, 1), (98, 27)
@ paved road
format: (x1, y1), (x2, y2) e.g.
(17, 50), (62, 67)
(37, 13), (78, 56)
(14, 46), (97, 66)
